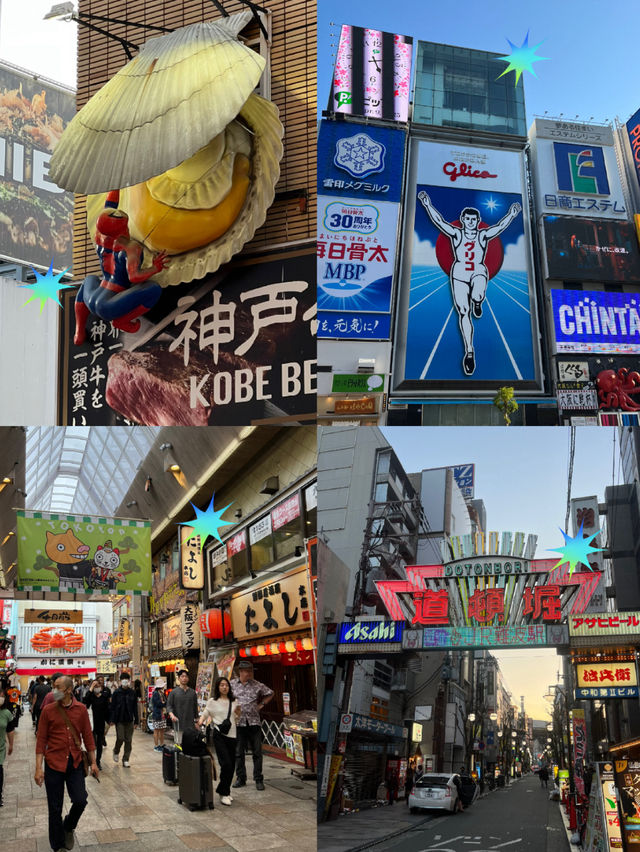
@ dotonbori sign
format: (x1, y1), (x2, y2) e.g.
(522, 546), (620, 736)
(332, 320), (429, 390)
(374, 531), (603, 648)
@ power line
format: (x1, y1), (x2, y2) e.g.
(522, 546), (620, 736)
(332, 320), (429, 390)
(565, 426), (575, 532)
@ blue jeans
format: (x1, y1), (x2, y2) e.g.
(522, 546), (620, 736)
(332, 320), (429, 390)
(44, 755), (87, 851)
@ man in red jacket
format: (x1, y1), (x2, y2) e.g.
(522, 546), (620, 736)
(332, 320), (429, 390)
(35, 675), (99, 852)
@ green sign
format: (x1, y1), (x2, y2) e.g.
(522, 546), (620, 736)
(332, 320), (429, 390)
(17, 510), (152, 595)
(331, 373), (385, 393)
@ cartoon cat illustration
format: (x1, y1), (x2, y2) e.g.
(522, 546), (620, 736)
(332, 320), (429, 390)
(45, 529), (93, 591)
(90, 539), (124, 589)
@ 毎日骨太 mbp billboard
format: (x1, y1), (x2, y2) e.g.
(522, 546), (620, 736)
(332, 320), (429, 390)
(393, 139), (542, 390)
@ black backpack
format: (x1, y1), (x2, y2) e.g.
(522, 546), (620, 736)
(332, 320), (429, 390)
(181, 728), (209, 757)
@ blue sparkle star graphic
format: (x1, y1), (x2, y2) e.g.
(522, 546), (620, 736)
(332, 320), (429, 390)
(496, 31), (549, 86)
(180, 494), (234, 551)
(548, 522), (604, 577)
(20, 260), (74, 312)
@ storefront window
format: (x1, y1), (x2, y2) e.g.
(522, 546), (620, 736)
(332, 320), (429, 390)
(272, 493), (303, 560)
(249, 515), (274, 573)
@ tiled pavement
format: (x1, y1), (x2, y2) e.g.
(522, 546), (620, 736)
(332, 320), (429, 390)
(0, 720), (316, 852)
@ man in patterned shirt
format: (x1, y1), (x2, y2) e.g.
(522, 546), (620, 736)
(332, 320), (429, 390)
(230, 661), (274, 791)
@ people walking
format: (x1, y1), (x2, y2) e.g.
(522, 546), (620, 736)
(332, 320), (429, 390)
(404, 764), (414, 806)
(198, 676), (242, 806)
(32, 676), (52, 732)
(230, 660), (274, 791)
(0, 688), (16, 807)
(166, 668), (199, 747)
(386, 771), (398, 805)
(34, 674), (98, 852)
(151, 679), (167, 752)
(539, 765), (549, 789)
(109, 671), (138, 767)
(83, 677), (111, 770)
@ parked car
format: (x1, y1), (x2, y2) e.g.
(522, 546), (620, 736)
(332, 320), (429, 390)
(409, 773), (462, 814)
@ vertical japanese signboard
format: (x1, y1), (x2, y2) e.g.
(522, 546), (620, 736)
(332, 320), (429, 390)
(627, 108), (640, 195)
(328, 26), (413, 122)
(180, 603), (200, 652)
(570, 495), (605, 612)
(614, 759), (640, 846)
(317, 121), (406, 341)
(59, 252), (316, 425)
(180, 525), (204, 590)
(571, 709), (587, 798)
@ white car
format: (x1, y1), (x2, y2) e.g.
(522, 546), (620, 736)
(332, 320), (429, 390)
(409, 773), (461, 813)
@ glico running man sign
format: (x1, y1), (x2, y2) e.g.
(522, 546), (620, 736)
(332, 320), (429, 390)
(393, 139), (541, 391)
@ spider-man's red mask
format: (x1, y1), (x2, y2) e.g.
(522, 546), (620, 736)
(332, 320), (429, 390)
(97, 208), (130, 239)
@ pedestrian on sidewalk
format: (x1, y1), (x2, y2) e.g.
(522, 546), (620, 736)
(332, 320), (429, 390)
(34, 674), (99, 852)
(0, 688), (16, 807)
(386, 771), (398, 805)
(198, 676), (242, 806)
(83, 677), (111, 770)
(230, 661), (274, 791)
(167, 668), (199, 747)
(539, 766), (549, 789)
(32, 676), (52, 732)
(404, 764), (414, 806)
(109, 670), (138, 767)
(453, 773), (464, 812)
(151, 679), (167, 752)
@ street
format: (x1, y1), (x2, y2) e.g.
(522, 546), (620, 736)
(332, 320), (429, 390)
(319, 774), (568, 852)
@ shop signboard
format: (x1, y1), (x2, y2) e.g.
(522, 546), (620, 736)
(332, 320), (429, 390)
(575, 662), (637, 689)
(451, 464), (474, 500)
(17, 620), (95, 657)
(195, 661), (215, 712)
(576, 686), (639, 699)
(557, 385), (598, 412)
(544, 219), (640, 284)
(230, 566), (310, 642)
(180, 603), (200, 652)
(179, 525), (204, 590)
(530, 119), (627, 220)
(328, 26), (413, 121)
(551, 288), (640, 353)
(17, 657), (96, 676)
(339, 621), (404, 644)
(582, 773), (605, 852)
(351, 713), (405, 739)
(0, 61), (75, 272)
(317, 311), (391, 340)
(626, 108), (640, 193)
(571, 495), (605, 581)
(162, 614), (182, 651)
(599, 762), (624, 850)
(150, 571), (186, 618)
(96, 632), (112, 655)
(58, 252), (316, 426)
(569, 612), (640, 637)
(614, 759), (640, 844)
(96, 658), (117, 674)
(226, 530), (246, 558)
(334, 398), (377, 415)
(24, 608), (82, 623)
(16, 510), (151, 595)
(249, 515), (272, 546)
(394, 139), (540, 389)
(271, 494), (301, 531)
(411, 722), (422, 742)
(332, 374), (385, 393)
(558, 360), (590, 382)
(571, 709), (587, 797)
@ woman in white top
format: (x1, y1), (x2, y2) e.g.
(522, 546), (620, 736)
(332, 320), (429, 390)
(198, 677), (241, 806)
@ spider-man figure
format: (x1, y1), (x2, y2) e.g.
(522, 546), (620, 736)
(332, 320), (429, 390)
(74, 190), (169, 344)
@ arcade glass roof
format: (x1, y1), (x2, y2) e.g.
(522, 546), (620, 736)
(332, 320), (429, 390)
(25, 427), (159, 515)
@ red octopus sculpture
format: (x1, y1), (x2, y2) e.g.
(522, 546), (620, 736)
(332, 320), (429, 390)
(30, 626), (85, 653)
(596, 368), (640, 412)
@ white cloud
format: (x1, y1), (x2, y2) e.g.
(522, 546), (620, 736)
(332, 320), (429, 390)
(499, 234), (528, 272)
(412, 232), (437, 267)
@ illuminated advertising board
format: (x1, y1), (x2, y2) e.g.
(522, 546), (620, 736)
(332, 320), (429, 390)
(569, 612), (640, 636)
(530, 120), (628, 220)
(543, 217), (640, 284)
(403, 624), (569, 650)
(317, 121), (406, 340)
(0, 61), (75, 272)
(575, 662), (638, 695)
(625, 108), (640, 193)
(328, 26), (413, 122)
(600, 762), (624, 849)
(338, 621), (404, 643)
(394, 139), (540, 389)
(614, 760), (640, 845)
(551, 289), (640, 354)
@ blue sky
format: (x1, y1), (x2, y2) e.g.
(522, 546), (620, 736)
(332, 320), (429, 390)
(379, 426), (620, 719)
(319, 0), (640, 127)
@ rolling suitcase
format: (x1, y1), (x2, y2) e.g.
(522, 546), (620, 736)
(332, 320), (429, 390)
(162, 744), (180, 785)
(177, 751), (215, 810)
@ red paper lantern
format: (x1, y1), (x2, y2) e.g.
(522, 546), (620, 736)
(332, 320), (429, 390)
(278, 642), (287, 653)
(250, 646), (259, 657)
(239, 648), (247, 658)
(199, 608), (231, 640)
(295, 640), (304, 651)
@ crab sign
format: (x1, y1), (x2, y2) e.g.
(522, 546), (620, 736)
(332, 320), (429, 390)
(30, 626), (85, 654)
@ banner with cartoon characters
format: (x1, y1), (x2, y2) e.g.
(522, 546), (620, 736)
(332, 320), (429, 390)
(16, 510), (151, 595)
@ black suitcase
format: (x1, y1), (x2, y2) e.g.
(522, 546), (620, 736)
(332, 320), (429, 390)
(162, 744), (179, 785)
(177, 751), (214, 810)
